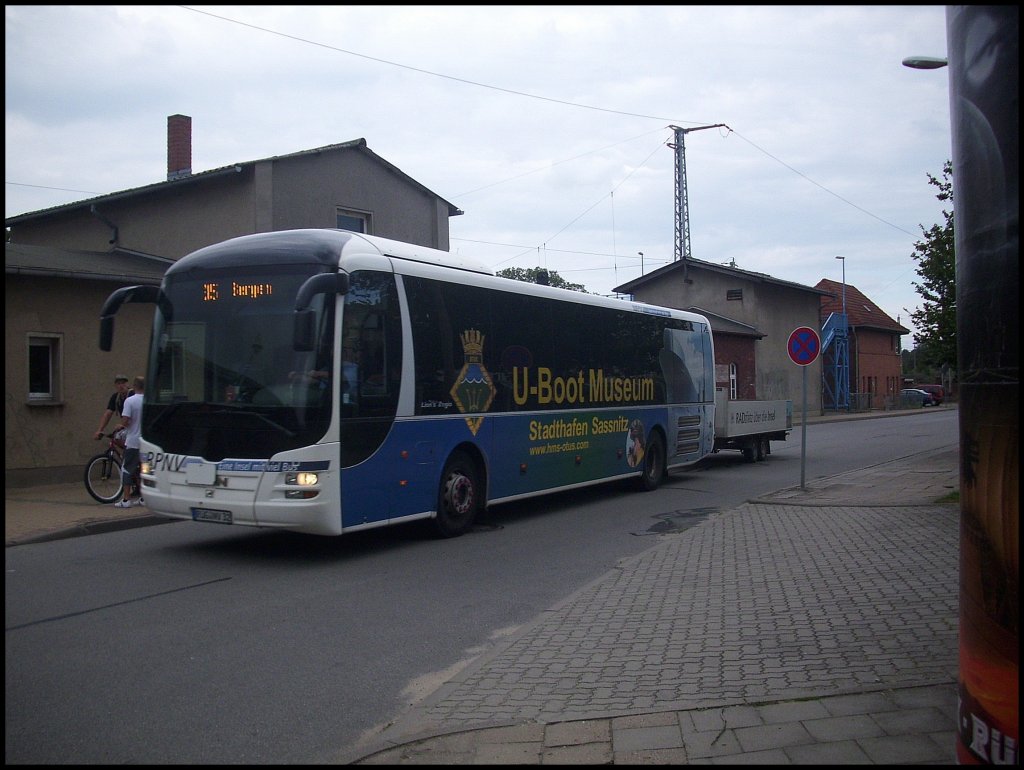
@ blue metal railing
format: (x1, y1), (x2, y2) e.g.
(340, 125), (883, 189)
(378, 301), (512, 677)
(821, 313), (850, 410)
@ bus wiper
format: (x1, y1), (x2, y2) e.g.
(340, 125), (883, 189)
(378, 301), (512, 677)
(147, 401), (189, 431)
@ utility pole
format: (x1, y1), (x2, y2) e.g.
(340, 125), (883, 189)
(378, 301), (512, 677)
(668, 124), (727, 281)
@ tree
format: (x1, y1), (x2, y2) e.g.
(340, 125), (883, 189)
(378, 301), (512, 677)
(495, 266), (589, 293)
(909, 161), (956, 371)
(902, 339), (944, 384)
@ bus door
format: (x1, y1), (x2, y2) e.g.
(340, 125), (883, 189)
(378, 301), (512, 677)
(337, 270), (406, 527)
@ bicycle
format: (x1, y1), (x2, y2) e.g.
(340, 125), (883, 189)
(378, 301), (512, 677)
(84, 431), (138, 504)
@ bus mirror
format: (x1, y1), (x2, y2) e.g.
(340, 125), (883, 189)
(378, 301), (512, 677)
(99, 316), (115, 352)
(98, 284), (161, 351)
(294, 310), (316, 351)
(294, 272), (348, 351)
(295, 271), (349, 310)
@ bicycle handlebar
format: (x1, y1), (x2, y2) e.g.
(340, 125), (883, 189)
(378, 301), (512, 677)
(97, 431), (127, 448)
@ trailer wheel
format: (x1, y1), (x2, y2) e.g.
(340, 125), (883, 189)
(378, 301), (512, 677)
(638, 431), (666, 491)
(434, 450), (480, 538)
(742, 441), (756, 463)
(756, 436), (769, 461)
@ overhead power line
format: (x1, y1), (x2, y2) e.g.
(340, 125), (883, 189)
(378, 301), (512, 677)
(181, 5), (921, 243)
(182, 6), (698, 124)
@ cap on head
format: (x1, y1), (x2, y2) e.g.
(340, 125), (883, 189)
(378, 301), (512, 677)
(114, 375), (129, 383)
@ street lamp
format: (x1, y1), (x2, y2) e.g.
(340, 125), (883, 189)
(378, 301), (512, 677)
(835, 255), (846, 316)
(902, 56), (948, 69)
(638, 251), (644, 275)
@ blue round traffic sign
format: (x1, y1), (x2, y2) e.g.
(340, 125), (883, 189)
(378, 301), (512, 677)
(788, 326), (821, 366)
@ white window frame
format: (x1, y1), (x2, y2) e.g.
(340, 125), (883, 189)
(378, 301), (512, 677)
(729, 362), (738, 400)
(336, 208), (371, 234)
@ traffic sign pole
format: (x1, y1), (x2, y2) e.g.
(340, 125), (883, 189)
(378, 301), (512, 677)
(787, 327), (821, 490)
(801, 365), (808, 489)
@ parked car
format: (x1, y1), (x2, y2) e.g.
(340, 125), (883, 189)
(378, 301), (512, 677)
(901, 388), (936, 407)
(918, 384), (945, 405)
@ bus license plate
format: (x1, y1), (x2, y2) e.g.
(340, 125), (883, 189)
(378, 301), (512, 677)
(192, 508), (233, 525)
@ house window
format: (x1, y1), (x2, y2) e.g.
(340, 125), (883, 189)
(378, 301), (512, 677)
(28, 333), (63, 403)
(729, 362), (738, 400)
(336, 209), (371, 234)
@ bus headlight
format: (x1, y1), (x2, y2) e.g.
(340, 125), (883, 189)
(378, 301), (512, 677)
(141, 459), (153, 475)
(284, 471), (320, 499)
(286, 472), (319, 486)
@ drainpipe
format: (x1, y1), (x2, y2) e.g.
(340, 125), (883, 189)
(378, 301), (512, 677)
(90, 205), (119, 245)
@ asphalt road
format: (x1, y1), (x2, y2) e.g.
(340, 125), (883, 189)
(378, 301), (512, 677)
(5, 410), (958, 764)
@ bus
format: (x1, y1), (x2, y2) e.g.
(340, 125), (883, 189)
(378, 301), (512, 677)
(99, 229), (715, 537)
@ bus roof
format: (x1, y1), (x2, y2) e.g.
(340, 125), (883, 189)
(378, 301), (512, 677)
(169, 229), (494, 277)
(347, 234), (707, 325)
(346, 232), (494, 276)
(169, 229), (708, 327)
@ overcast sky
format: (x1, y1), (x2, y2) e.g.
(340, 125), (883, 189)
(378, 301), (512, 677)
(5, 5), (951, 342)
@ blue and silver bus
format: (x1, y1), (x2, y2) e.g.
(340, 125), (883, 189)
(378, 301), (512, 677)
(100, 229), (715, 537)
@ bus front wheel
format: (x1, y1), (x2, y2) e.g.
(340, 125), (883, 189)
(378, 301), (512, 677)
(638, 431), (666, 492)
(434, 451), (481, 538)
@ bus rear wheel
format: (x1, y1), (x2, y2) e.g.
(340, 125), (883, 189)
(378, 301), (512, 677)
(434, 451), (480, 538)
(637, 431), (666, 491)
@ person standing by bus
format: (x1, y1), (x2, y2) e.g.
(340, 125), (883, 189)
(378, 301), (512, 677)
(93, 374), (132, 440)
(114, 376), (145, 508)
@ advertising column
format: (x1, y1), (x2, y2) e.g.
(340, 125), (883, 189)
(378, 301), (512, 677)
(947, 6), (1019, 764)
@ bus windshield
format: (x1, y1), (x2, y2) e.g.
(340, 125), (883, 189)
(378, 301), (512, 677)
(143, 265), (335, 461)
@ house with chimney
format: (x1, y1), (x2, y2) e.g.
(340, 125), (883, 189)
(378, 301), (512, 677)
(5, 115), (462, 484)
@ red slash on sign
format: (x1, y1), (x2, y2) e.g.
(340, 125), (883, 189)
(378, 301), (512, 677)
(787, 326), (821, 366)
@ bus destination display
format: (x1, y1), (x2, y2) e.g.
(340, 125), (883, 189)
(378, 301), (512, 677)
(202, 281), (274, 302)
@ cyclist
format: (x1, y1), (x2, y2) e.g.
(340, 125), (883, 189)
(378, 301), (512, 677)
(93, 374), (133, 441)
(114, 376), (145, 508)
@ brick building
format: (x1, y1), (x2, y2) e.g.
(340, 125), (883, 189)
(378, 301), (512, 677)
(816, 279), (909, 409)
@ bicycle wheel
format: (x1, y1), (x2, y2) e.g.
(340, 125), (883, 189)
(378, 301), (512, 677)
(84, 452), (125, 504)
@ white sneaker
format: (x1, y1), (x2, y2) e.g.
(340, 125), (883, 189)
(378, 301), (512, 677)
(132, 497), (145, 507)
(113, 500), (132, 509)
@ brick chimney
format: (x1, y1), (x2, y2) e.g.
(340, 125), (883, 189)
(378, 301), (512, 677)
(167, 114), (192, 181)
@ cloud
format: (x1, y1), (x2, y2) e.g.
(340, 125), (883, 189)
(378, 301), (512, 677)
(5, 5), (951, 338)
